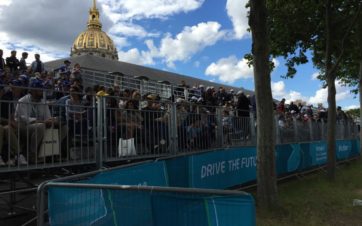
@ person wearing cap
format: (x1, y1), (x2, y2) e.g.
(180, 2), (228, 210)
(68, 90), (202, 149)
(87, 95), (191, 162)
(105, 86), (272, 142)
(6, 50), (20, 74)
(9, 79), (26, 99)
(31, 54), (45, 73)
(19, 74), (29, 87)
(14, 79), (59, 163)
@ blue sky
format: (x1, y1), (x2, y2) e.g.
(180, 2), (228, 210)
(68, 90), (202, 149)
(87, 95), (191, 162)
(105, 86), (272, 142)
(0, 0), (359, 109)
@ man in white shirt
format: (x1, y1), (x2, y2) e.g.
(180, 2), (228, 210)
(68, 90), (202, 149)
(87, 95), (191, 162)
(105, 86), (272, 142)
(15, 79), (59, 163)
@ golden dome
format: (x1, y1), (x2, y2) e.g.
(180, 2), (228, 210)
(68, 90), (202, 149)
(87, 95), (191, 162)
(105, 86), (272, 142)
(71, 0), (118, 60)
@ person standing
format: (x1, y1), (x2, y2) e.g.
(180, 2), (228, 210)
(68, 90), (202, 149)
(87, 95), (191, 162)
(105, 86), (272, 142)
(0, 49), (5, 71)
(19, 52), (28, 73)
(6, 50), (20, 73)
(31, 54), (45, 73)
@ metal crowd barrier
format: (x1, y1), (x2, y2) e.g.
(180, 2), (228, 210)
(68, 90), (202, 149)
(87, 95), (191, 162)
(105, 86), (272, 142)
(0, 85), (358, 172)
(37, 182), (254, 226)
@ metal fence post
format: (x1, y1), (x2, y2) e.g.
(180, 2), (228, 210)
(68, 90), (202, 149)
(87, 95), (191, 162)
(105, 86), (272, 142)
(293, 117), (298, 143)
(96, 97), (104, 169)
(275, 115), (281, 144)
(169, 103), (178, 153)
(37, 182), (47, 226)
(308, 119), (314, 141)
(216, 107), (223, 147)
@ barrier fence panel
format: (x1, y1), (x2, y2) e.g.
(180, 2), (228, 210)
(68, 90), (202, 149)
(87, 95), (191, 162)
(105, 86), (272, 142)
(38, 183), (256, 226)
(0, 90), (98, 172)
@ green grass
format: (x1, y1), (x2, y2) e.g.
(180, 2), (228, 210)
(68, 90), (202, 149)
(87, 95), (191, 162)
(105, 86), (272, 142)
(256, 160), (362, 226)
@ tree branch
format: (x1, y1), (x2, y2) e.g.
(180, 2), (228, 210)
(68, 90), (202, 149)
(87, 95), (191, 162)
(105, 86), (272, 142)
(330, 3), (362, 76)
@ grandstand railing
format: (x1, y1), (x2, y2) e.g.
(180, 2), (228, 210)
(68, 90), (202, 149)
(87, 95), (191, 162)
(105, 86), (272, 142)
(0, 87), (358, 173)
(81, 68), (202, 100)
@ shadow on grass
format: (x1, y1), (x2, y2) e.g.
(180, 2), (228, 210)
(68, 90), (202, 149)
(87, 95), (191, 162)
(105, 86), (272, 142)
(256, 159), (362, 226)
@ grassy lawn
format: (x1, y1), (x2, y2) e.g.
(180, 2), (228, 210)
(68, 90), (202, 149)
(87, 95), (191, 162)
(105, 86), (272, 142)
(256, 159), (362, 226)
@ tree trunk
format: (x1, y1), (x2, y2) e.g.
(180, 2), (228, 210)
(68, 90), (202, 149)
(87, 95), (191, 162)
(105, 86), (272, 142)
(249, 0), (278, 209)
(325, 0), (336, 181)
(326, 75), (336, 180)
(359, 60), (362, 152)
(358, 14), (362, 154)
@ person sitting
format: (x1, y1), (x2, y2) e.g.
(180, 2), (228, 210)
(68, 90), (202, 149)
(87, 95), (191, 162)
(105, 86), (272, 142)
(65, 85), (87, 138)
(14, 79), (63, 163)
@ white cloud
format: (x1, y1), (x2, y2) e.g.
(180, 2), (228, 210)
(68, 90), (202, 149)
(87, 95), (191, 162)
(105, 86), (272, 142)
(109, 23), (159, 38)
(271, 79), (353, 106)
(0, 0), (111, 50)
(273, 59), (280, 68)
(158, 22), (225, 67)
(271, 81), (307, 102)
(108, 35), (129, 48)
(311, 72), (320, 80)
(205, 55), (280, 83)
(117, 48), (155, 66)
(0, 32), (64, 63)
(0, 0), (11, 6)
(344, 105), (359, 110)
(271, 81), (286, 99)
(99, 0), (205, 22)
(226, 0), (249, 39)
(116, 22), (225, 67)
(205, 55), (253, 83)
(308, 81), (351, 105)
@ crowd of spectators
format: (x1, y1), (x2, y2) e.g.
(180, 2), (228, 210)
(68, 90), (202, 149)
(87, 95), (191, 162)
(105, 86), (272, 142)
(0, 49), (357, 166)
(275, 97), (353, 131)
(0, 50), (86, 166)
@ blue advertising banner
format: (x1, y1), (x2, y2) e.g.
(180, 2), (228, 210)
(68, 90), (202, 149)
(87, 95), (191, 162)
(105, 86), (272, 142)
(166, 156), (189, 187)
(151, 192), (255, 226)
(276, 144), (301, 175)
(336, 140), (352, 160)
(84, 161), (169, 186)
(188, 147), (257, 189)
(47, 139), (360, 226)
(48, 187), (107, 226)
(351, 139), (360, 157)
(300, 141), (327, 169)
(48, 188), (256, 226)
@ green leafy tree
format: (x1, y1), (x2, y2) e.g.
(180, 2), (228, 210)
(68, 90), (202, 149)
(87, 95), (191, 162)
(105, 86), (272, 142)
(266, 0), (361, 180)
